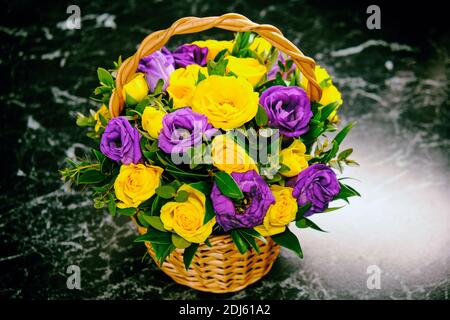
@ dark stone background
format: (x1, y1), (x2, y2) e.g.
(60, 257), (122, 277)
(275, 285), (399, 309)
(0, 0), (448, 299)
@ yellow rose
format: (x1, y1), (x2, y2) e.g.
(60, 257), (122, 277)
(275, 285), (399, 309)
(192, 40), (233, 61)
(167, 64), (208, 108)
(122, 73), (148, 105)
(249, 37), (272, 57)
(114, 163), (163, 208)
(254, 185), (298, 236)
(160, 184), (215, 243)
(210, 135), (258, 174)
(279, 140), (309, 177)
(94, 104), (111, 132)
(191, 75), (258, 130)
(301, 65), (343, 122)
(225, 56), (266, 86)
(141, 106), (165, 139)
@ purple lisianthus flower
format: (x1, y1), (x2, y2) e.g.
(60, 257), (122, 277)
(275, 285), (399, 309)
(288, 164), (340, 216)
(137, 47), (175, 92)
(259, 85), (313, 138)
(158, 107), (218, 154)
(211, 170), (275, 231)
(172, 44), (208, 68)
(100, 117), (142, 164)
(268, 52), (296, 80)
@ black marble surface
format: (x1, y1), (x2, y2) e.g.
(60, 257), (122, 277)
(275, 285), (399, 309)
(1, 0), (449, 299)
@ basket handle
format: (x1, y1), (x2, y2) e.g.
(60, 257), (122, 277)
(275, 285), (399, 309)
(109, 13), (322, 117)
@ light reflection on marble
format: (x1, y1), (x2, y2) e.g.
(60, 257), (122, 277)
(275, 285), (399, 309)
(0, 0), (448, 299)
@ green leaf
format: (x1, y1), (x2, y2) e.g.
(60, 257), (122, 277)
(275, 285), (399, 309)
(324, 205), (345, 213)
(155, 185), (176, 199)
(175, 190), (189, 202)
(183, 243), (199, 270)
(271, 228), (303, 258)
(153, 78), (165, 95)
(167, 180), (182, 190)
(301, 124), (324, 143)
(108, 194), (116, 216)
(214, 172), (244, 199)
(204, 238), (212, 247)
(152, 242), (175, 265)
(190, 181), (211, 195)
(75, 115), (96, 127)
(344, 159), (360, 167)
(196, 69), (207, 84)
(207, 59), (228, 76)
(203, 197), (216, 224)
(338, 148), (353, 161)
(333, 122), (355, 146)
(232, 32), (253, 56)
(134, 227), (170, 244)
(241, 228), (267, 244)
(240, 232), (260, 253)
(231, 230), (249, 254)
(320, 101), (340, 122)
(135, 97), (150, 114)
(172, 233), (191, 249)
(137, 212), (149, 227)
(92, 150), (112, 174)
(165, 167), (209, 179)
(93, 198), (105, 209)
(97, 67), (114, 87)
(296, 217), (327, 232)
(266, 173), (282, 183)
(77, 170), (105, 184)
(295, 203), (311, 220)
(237, 229), (262, 253)
(277, 60), (286, 72)
(321, 140), (339, 163)
(140, 215), (166, 232)
(319, 77), (332, 88)
(335, 182), (361, 202)
(116, 207), (136, 216)
(285, 60), (294, 70)
(98, 113), (108, 126)
(278, 164), (291, 174)
(255, 105), (269, 127)
(214, 48), (229, 62)
(150, 195), (161, 216)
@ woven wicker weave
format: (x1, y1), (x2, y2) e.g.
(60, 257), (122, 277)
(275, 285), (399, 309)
(109, 13), (322, 117)
(136, 223), (280, 293)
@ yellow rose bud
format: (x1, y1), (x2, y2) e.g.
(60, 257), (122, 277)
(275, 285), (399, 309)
(141, 106), (165, 139)
(191, 75), (258, 130)
(249, 37), (272, 57)
(254, 185), (298, 236)
(210, 135), (258, 174)
(225, 56), (266, 86)
(279, 140), (309, 177)
(192, 40), (233, 61)
(114, 163), (163, 208)
(160, 184), (215, 243)
(167, 64), (208, 108)
(94, 104), (111, 132)
(122, 73), (148, 105)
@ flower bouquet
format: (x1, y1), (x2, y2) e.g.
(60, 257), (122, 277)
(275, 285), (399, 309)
(61, 14), (360, 293)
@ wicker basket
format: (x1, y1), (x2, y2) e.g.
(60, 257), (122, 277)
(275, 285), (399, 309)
(112, 13), (321, 293)
(136, 223), (280, 293)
